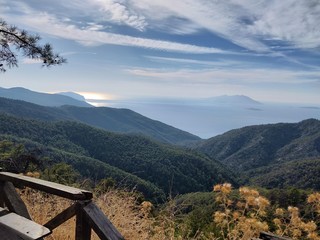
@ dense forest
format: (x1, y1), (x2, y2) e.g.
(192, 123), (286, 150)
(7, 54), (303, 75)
(0, 97), (200, 145)
(0, 113), (235, 201)
(0, 98), (319, 239)
(193, 119), (320, 190)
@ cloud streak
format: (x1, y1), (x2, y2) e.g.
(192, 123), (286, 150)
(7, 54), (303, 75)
(3, 9), (226, 54)
(126, 67), (320, 85)
(4, 0), (319, 54)
(131, 0), (320, 52)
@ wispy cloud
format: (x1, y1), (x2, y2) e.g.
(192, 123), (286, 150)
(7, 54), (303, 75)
(89, 0), (147, 31)
(131, 0), (320, 52)
(4, 0), (319, 54)
(4, 11), (226, 54)
(145, 56), (244, 67)
(126, 67), (320, 85)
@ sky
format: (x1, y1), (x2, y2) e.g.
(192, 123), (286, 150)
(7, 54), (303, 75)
(1, 0), (320, 105)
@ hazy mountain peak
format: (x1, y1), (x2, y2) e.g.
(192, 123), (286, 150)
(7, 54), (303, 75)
(207, 95), (261, 105)
(58, 92), (86, 102)
(0, 87), (93, 107)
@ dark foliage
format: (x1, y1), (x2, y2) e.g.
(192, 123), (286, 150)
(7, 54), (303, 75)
(0, 97), (200, 145)
(0, 19), (66, 72)
(193, 119), (320, 189)
(0, 113), (236, 199)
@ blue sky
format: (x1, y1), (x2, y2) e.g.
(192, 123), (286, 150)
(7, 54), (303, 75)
(1, 0), (320, 105)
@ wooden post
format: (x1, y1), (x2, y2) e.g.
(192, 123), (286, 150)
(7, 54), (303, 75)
(0, 186), (5, 208)
(75, 201), (91, 240)
(0, 169), (4, 207)
(83, 202), (124, 240)
(0, 181), (31, 219)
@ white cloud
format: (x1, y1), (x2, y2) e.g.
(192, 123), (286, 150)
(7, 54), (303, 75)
(145, 56), (245, 68)
(90, 0), (147, 31)
(6, 11), (226, 54)
(4, 0), (319, 53)
(130, 0), (320, 51)
(246, 0), (320, 49)
(126, 67), (320, 85)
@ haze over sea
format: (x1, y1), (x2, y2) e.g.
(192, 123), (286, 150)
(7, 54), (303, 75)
(87, 96), (320, 138)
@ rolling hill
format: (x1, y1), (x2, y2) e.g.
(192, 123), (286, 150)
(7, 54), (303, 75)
(0, 97), (201, 145)
(193, 119), (320, 189)
(0, 113), (236, 198)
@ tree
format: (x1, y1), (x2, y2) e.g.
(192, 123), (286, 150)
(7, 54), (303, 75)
(41, 163), (80, 185)
(0, 18), (66, 72)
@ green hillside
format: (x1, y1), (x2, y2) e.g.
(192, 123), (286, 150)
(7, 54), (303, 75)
(193, 119), (320, 189)
(0, 97), (200, 145)
(246, 158), (320, 190)
(0, 135), (164, 201)
(0, 113), (236, 197)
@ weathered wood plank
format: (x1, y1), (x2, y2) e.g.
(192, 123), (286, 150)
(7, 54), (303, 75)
(0, 207), (8, 217)
(83, 202), (124, 240)
(76, 202), (92, 240)
(0, 172), (92, 200)
(0, 212), (51, 240)
(0, 224), (26, 240)
(259, 231), (292, 240)
(0, 187), (5, 208)
(0, 181), (31, 219)
(44, 202), (78, 231)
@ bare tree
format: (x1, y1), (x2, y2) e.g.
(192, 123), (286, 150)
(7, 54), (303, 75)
(0, 18), (66, 72)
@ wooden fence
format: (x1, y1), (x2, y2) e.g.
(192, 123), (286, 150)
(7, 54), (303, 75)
(0, 171), (291, 240)
(0, 171), (124, 240)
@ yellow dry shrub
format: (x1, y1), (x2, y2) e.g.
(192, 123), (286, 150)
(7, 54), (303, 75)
(213, 183), (320, 240)
(213, 183), (269, 240)
(308, 192), (320, 214)
(273, 205), (320, 240)
(15, 178), (320, 240)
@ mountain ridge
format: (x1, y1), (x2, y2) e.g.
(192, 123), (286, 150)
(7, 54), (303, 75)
(192, 119), (320, 189)
(0, 87), (92, 107)
(0, 97), (200, 144)
(193, 119), (320, 170)
(0, 113), (236, 197)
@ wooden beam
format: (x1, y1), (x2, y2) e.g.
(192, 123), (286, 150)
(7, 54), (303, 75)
(0, 181), (31, 219)
(44, 202), (78, 231)
(259, 231), (292, 240)
(0, 172), (92, 200)
(0, 207), (8, 217)
(76, 202), (91, 240)
(0, 187), (5, 208)
(0, 212), (51, 240)
(83, 202), (124, 240)
(0, 224), (26, 240)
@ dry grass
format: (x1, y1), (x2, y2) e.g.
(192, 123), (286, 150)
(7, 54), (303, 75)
(18, 182), (320, 240)
(19, 187), (159, 240)
(20, 188), (76, 240)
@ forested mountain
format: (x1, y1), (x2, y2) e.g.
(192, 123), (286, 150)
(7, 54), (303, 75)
(193, 119), (320, 189)
(0, 113), (235, 198)
(0, 97), (200, 144)
(0, 87), (92, 107)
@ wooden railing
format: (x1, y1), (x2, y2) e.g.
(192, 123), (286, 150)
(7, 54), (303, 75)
(0, 171), (292, 240)
(0, 171), (124, 240)
(257, 231), (292, 240)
